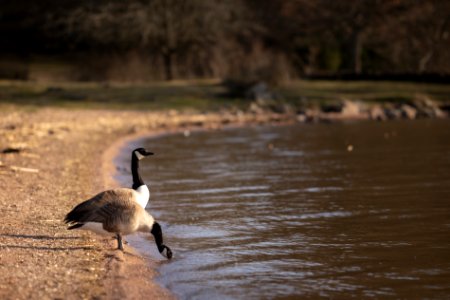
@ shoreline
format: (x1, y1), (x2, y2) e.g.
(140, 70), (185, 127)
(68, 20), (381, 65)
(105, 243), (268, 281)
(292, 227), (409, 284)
(97, 112), (303, 299)
(102, 120), (271, 299)
(0, 106), (295, 299)
(0, 104), (447, 299)
(101, 129), (176, 299)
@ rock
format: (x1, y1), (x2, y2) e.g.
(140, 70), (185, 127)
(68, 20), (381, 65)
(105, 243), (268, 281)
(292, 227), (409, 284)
(321, 103), (342, 113)
(249, 102), (265, 114)
(319, 100), (368, 120)
(320, 100), (366, 119)
(248, 98), (294, 115)
(384, 107), (402, 119)
(296, 114), (307, 123)
(341, 100), (362, 117)
(304, 108), (320, 122)
(369, 105), (387, 121)
(246, 82), (275, 102)
(270, 103), (295, 114)
(2, 143), (28, 153)
(412, 95), (446, 118)
(2, 148), (21, 154)
(400, 104), (417, 119)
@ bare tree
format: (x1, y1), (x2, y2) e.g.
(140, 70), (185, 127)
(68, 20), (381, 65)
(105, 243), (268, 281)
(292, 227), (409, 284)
(403, 1), (450, 73)
(36, 0), (450, 80)
(50, 0), (242, 80)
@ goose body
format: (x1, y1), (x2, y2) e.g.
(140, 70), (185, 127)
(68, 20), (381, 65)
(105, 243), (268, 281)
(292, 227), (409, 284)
(64, 148), (172, 259)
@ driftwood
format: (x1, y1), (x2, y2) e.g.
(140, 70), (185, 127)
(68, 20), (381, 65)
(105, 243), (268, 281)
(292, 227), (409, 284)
(9, 166), (39, 173)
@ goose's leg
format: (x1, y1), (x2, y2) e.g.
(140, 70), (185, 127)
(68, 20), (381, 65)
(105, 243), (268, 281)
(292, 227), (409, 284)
(111, 236), (128, 244)
(116, 233), (124, 251)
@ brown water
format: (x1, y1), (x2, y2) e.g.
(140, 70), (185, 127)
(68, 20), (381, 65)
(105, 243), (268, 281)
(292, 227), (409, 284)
(117, 120), (450, 299)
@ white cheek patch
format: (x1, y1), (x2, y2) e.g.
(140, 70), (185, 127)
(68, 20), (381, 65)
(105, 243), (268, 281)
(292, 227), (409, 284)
(162, 248), (168, 258)
(161, 246), (173, 259)
(135, 151), (145, 160)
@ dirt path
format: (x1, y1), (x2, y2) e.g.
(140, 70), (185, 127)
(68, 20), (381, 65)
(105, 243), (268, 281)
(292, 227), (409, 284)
(0, 107), (293, 299)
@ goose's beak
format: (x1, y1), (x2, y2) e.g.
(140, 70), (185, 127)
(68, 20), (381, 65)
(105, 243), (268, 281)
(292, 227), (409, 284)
(162, 245), (173, 259)
(144, 151), (154, 156)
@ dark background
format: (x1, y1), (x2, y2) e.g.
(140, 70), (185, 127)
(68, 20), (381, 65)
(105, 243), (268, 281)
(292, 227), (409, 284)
(1, 0), (449, 82)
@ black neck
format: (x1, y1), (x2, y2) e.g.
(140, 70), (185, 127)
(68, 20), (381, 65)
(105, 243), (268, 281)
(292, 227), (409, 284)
(131, 155), (144, 189)
(151, 222), (165, 252)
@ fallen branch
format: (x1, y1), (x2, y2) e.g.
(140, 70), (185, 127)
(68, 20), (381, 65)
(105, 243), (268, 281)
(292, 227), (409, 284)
(9, 166), (39, 173)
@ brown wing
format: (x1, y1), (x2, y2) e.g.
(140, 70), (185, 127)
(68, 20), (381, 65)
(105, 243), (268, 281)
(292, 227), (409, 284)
(64, 188), (137, 225)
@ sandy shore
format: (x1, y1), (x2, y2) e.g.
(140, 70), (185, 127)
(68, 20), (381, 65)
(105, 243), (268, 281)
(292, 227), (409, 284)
(0, 106), (294, 299)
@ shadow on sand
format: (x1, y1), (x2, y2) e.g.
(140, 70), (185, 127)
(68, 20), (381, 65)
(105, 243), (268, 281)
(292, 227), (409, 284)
(0, 233), (82, 240)
(0, 233), (95, 251)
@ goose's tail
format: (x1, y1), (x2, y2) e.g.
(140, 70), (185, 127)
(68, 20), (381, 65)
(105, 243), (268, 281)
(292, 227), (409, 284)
(67, 223), (84, 230)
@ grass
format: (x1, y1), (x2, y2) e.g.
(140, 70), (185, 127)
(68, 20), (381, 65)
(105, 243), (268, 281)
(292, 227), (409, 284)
(0, 79), (448, 111)
(0, 79), (248, 111)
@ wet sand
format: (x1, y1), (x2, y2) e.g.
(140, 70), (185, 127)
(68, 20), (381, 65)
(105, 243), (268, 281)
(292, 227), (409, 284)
(0, 106), (293, 299)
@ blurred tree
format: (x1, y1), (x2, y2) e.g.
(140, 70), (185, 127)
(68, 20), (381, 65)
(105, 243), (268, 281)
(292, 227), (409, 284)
(400, 0), (449, 73)
(49, 0), (243, 80)
(312, 0), (409, 74)
(0, 0), (449, 81)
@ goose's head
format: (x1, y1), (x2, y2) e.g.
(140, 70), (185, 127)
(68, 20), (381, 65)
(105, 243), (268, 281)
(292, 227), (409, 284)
(159, 244), (173, 260)
(133, 148), (154, 160)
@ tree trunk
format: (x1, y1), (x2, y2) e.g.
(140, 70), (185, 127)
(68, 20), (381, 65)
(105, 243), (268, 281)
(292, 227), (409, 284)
(419, 50), (433, 73)
(350, 30), (363, 74)
(163, 52), (174, 80)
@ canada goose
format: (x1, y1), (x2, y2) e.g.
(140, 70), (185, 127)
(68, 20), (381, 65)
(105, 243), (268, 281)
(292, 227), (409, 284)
(64, 148), (172, 259)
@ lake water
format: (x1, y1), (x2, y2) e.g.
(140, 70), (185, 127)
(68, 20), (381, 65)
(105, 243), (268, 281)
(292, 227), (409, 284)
(117, 120), (450, 299)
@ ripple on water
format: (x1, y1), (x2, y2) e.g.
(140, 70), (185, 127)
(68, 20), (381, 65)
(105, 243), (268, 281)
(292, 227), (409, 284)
(162, 185), (270, 196)
(166, 224), (231, 239)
